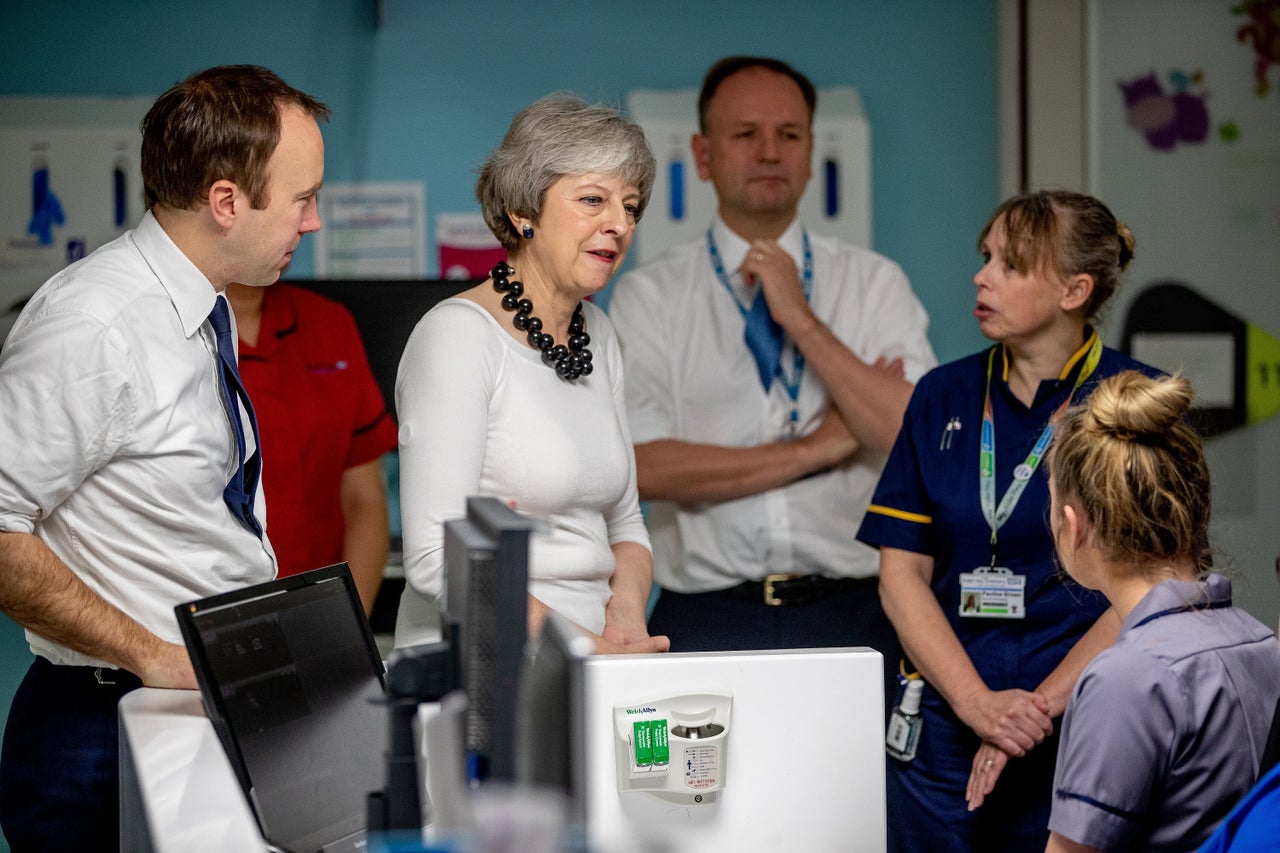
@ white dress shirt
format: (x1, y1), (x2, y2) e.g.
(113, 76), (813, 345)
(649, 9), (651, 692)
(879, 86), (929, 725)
(0, 211), (275, 667)
(609, 216), (936, 593)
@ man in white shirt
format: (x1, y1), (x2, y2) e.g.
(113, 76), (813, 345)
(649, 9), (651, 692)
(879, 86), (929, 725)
(0, 65), (327, 851)
(609, 56), (935, 704)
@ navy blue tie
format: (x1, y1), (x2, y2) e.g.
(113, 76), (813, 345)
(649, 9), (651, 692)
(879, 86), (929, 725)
(208, 298), (262, 538)
(742, 291), (784, 390)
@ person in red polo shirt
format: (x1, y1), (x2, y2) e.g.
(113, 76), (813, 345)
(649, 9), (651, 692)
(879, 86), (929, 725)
(227, 281), (397, 613)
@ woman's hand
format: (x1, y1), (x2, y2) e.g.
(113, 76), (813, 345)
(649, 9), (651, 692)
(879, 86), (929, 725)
(965, 741), (1010, 811)
(602, 593), (652, 646)
(601, 612), (659, 647)
(880, 548), (1045, 752)
(594, 632), (670, 655)
(598, 541), (669, 654)
(601, 595), (671, 653)
(953, 685), (1053, 756)
(531, 593), (670, 655)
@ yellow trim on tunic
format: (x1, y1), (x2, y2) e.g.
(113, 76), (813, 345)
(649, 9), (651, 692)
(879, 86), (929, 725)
(866, 504), (931, 524)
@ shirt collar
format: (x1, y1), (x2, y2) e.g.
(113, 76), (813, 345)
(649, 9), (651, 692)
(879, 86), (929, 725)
(712, 215), (804, 303)
(997, 327), (1099, 384)
(241, 285), (297, 359)
(995, 328), (1101, 411)
(1121, 573), (1233, 636)
(131, 210), (219, 340)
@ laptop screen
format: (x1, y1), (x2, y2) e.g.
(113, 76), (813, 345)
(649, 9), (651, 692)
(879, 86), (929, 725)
(176, 563), (387, 853)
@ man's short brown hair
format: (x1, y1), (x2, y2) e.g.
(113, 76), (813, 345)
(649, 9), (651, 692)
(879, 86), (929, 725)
(141, 64), (329, 211)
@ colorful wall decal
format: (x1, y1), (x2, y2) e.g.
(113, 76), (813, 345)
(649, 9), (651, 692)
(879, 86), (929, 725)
(1234, 0), (1280, 96)
(1118, 69), (1211, 150)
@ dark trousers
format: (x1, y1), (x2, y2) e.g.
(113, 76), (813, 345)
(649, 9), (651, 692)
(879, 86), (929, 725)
(885, 689), (1058, 853)
(0, 657), (142, 853)
(647, 578), (904, 721)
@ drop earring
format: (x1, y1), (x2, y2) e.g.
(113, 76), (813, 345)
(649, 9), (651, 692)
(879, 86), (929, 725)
(521, 223), (535, 239)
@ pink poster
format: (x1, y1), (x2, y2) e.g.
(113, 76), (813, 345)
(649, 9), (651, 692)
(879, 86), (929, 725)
(437, 213), (505, 279)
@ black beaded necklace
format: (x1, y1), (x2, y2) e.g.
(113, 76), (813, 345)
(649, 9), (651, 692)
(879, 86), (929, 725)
(491, 260), (593, 381)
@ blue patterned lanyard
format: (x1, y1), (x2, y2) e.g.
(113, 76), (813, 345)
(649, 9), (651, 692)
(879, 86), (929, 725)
(979, 334), (1102, 564)
(706, 228), (813, 434)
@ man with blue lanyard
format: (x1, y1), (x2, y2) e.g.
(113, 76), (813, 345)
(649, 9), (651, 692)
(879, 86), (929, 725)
(609, 56), (935, 706)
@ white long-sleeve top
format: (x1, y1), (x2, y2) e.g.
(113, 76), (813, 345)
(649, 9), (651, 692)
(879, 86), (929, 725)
(393, 297), (649, 647)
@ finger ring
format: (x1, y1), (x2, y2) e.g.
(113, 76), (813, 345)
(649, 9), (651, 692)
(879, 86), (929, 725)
(984, 759), (993, 767)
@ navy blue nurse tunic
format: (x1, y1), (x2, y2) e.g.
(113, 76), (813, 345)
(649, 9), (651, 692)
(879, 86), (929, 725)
(856, 331), (1161, 853)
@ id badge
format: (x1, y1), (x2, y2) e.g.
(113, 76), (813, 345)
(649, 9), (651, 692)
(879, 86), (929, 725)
(958, 568), (1025, 619)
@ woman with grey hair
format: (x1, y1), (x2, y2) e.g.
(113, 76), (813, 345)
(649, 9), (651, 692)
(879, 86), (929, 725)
(393, 93), (669, 654)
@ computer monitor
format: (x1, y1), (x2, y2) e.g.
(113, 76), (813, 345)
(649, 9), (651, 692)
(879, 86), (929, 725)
(372, 496), (535, 835)
(515, 612), (594, 826)
(288, 278), (475, 419)
(175, 563), (386, 853)
(441, 496), (533, 784)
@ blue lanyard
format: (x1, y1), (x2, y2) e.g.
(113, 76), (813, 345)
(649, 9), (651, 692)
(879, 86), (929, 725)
(979, 334), (1102, 563)
(706, 228), (813, 433)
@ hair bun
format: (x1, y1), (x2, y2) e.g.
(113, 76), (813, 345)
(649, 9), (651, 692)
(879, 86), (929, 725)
(1116, 222), (1136, 271)
(1083, 372), (1193, 442)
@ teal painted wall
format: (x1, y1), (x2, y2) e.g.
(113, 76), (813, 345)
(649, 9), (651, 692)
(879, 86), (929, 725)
(0, 0), (998, 358)
(0, 617), (22, 850)
(0, 4), (998, 845)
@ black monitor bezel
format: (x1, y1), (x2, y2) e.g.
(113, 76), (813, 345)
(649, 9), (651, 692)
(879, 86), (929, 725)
(173, 562), (387, 847)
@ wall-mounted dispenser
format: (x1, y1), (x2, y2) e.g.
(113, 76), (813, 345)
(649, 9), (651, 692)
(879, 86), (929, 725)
(613, 692), (732, 806)
(581, 649), (885, 851)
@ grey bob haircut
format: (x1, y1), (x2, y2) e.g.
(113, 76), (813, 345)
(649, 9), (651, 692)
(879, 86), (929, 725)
(476, 92), (656, 253)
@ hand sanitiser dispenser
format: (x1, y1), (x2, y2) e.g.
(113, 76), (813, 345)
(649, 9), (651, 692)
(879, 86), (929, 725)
(614, 692), (732, 805)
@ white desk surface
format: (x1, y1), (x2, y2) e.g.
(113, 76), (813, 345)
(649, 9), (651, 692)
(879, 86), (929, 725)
(118, 688), (265, 852)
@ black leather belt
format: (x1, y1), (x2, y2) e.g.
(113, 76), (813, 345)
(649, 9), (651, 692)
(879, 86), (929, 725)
(729, 573), (873, 607)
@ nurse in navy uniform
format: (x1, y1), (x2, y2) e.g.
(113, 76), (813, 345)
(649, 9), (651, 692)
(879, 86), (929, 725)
(857, 190), (1162, 853)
